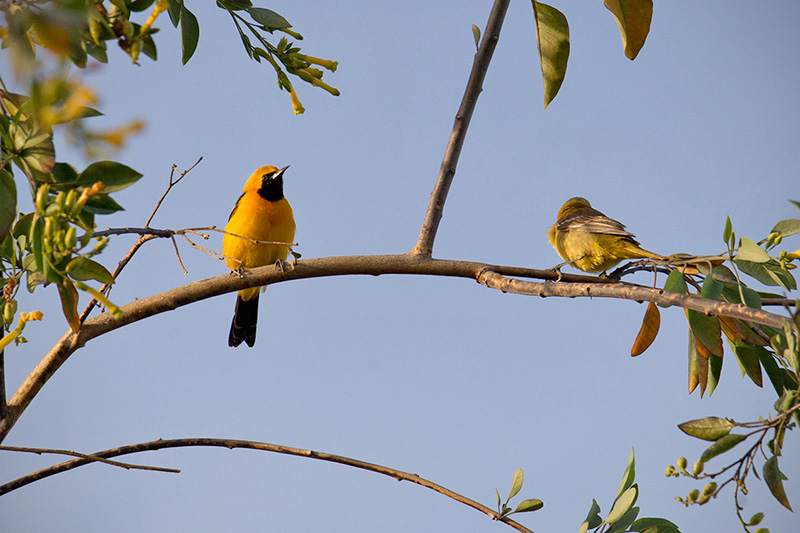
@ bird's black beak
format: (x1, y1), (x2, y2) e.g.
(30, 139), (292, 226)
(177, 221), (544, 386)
(275, 165), (290, 179)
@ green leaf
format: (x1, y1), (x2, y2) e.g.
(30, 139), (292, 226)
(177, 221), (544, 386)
(763, 455), (792, 511)
(167, 0), (181, 27)
(495, 487), (501, 510)
(0, 169), (16, 240)
(58, 276), (81, 333)
(20, 134), (56, 174)
(84, 194), (125, 215)
(700, 274), (723, 301)
(631, 517), (680, 530)
(508, 468), (524, 502)
(531, 1), (569, 109)
(513, 498), (543, 513)
(731, 342), (763, 387)
(471, 24), (481, 50)
(615, 448), (636, 501)
(579, 499), (602, 533)
(758, 345), (786, 395)
(607, 506), (639, 533)
(53, 162), (79, 183)
(771, 218), (800, 238)
(708, 349), (723, 395)
(23, 254), (46, 292)
(737, 237), (770, 263)
(66, 257), (115, 284)
(217, 0), (253, 10)
(142, 31), (158, 61)
(180, 4), (200, 64)
(688, 331), (699, 394)
(637, 527), (680, 533)
(699, 433), (747, 463)
(678, 417), (734, 441)
(660, 269), (688, 307)
(721, 282), (762, 309)
(128, 0), (157, 12)
(723, 216), (733, 244)
(604, 0), (652, 60)
(735, 259), (796, 291)
(76, 161), (142, 193)
(246, 7), (291, 29)
(687, 310), (723, 358)
(606, 485), (638, 525)
(30, 217), (44, 272)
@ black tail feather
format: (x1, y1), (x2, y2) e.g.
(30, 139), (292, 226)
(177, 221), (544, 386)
(229, 294), (259, 347)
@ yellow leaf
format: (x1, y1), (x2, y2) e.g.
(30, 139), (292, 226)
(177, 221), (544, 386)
(604, 0), (653, 60)
(631, 301), (660, 356)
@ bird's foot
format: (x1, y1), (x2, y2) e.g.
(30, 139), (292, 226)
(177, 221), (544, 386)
(288, 246), (301, 267)
(274, 258), (294, 273)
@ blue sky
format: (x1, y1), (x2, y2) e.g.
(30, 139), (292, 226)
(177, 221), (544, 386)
(1, 1), (799, 532)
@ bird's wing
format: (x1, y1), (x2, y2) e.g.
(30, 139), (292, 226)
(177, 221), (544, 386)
(228, 193), (245, 221)
(557, 208), (636, 237)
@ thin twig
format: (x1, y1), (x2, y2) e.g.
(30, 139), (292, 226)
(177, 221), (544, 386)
(78, 160), (203, 323)
(0, 437), (535, 533)
(412, 0), (511, 256)
(144, 157), (203, 228)
(171, 236), (187, 275)
(0, 349), (6, 421)
(0, 444), (180, 473)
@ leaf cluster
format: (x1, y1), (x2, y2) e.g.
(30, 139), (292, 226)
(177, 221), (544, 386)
(626, 212), (800, 399)
(668, 396), (798, 532)
(579, 450), (681, 533)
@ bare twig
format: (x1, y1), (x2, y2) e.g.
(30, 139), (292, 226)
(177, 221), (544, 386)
(412, 0), (511, 256)
(144, 157), (203, 228)
(0, 437), (534, 533)
(1, 254), (793, 443)
(0, 349), (6, 421)
(0, 444), (180, 474)
(78, 160), (203, 322)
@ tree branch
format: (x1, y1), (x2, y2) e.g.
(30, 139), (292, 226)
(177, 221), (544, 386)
(0, 444), (180, 474)
(0, 437), (535, 533)
(0, 254), (792, 443)
(412, 0), (511, 256)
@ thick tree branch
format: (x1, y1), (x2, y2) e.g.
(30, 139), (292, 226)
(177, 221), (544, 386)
(0, 254), (792, 443)
(412, 0), (511, 256)
(0, 437), (535, 533)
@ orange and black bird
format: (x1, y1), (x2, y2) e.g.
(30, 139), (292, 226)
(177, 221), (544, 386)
(223, 165), (296, 347)
(548, 197), (662, 273)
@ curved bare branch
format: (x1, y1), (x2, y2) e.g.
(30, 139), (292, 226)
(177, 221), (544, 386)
(0, 437), (535, 533)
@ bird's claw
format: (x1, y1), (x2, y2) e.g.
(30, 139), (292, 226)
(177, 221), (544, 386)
(288, 246), (301, 267)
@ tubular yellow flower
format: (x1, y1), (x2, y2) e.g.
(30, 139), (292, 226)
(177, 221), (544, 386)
(297, 54), (338, 72)
(0, 310), (44, 351)
(288, 85), (305, 115)
(141, 0), (169, 34)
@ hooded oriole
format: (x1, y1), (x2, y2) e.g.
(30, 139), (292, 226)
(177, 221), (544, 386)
(223, 165), (296, 347)
(548, 197), (661, 273)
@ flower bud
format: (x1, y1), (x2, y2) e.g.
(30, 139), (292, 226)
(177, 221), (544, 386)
(36, 185), (50, 214)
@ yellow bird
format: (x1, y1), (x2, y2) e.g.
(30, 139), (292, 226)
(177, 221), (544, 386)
(547, 197), (661, 273)
(223, 165), (296, 347)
